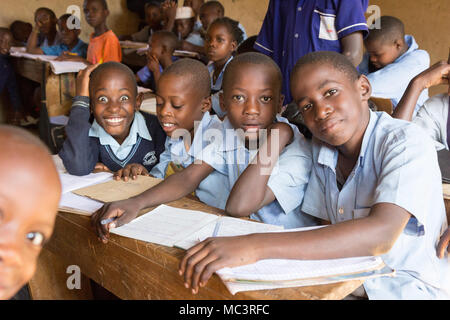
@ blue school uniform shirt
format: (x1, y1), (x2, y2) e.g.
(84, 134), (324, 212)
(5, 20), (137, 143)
(254, 0), (369, 104)
(41, 39), (88, 58)
(208, 56), (233, 118)
(150, 111), (230, 210)
(198, 115), (318, 229)
(137, 64), (163, 91)
(359, 35), (430, 115)
(301, 111), (450, 299)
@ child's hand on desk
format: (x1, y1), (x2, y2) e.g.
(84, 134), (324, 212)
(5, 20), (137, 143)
(437, 227), (450, 259)
(91, 199), (141, 243)
(178, 235), (261, 294)
(76, 63), (99, 96)
(93, 162), (112, 173)
(114, 163), (149, 181)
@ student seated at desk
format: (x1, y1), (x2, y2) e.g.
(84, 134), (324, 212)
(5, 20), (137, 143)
(120, 1), (164, 43)
(27, 7), (61, 48)
(359, 16), (430, 115)
(174, 7), (204, 51)
(206, 17), (243, 119)
(0, 125), (61, 300)
(0, 28), (24, 125)
(26, 14), (88, 59)
(91, 53), (316, 243)
(198, 1), (247, 42)
(136, 30), (178, 92)
(179, 52), (450, 299)
(59, 62), (166, 178)
(9, 20), (32, 47)
(392, 59), (450, 151)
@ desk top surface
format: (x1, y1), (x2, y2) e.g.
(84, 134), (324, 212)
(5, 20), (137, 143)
(49, 196), (364, 300)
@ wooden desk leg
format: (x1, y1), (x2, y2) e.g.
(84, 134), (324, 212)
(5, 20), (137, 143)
(28, 248), (93, 300)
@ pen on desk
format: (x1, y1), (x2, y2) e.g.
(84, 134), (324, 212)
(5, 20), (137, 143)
(212, 220), (222, 237)
(101, 217), (117, 226)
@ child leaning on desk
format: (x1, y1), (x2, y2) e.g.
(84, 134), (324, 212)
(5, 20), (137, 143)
(179, 51), (450, 299)
(91, 52), (316, 242)
(26, 14), (88, 59)
(58, 62), (166, 180)
(0, 125), (61, 300)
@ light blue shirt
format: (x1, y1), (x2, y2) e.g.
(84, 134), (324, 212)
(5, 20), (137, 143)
(301, 111), (450, 299)
(150, 111), (229, 209)
(41, 39), (88, 58)
(198, 115), (317, 229)
(89, 112), (152, 160)
(185, 31), (204, 47)
(207, 56), (233, 118)
(359, 35), (430, 115)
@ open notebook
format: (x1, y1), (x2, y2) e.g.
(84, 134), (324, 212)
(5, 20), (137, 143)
(10, 50), (87, 74)
(108, 204), (283, 248)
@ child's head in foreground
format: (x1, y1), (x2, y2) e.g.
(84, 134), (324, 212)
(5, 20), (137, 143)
(83, 0), (109, 29)
(89, 62), (141, 145)
(147, 30), (178, 61)
(57, 14), (81, 48)
(220, 52), (284, 143)
(364, 16), (407, 70)
(0, 28), (13, 56)
(199, 0), (224, 31)
(34, 7), (57, 35)
(205, 17), (244, 64)
(290, 51), (372, 148)
(155, 58), (211, 137)
(0, 125), (61, 300)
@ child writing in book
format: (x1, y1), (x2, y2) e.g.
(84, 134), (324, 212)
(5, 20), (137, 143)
(26, 14), (88, 59)
(0, 125), (61, 300)
(27, 7), (60, 48)
(91, 53), (315, 242)
(360, 16), (430, 115)
(179, 51), (450, 299)
(136, 30), (178, 92)
(206, 17), (243, 118)
(59, 62), (166, 179)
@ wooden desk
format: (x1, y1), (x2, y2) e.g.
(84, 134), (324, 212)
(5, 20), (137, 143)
(11, 56), (76, 117)
(370, 97), (393, 115)
(29, 197), (363, 300)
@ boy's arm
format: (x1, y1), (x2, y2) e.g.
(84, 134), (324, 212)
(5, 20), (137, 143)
(179, 202), (410, 293)
(225, 122), (293, 217)
(26, 23), (44, 54)
(58, 64), (99, 175)
(91, 161), (215, 242)
(340, 31), (364, 67)
(393, 60), (450, 121)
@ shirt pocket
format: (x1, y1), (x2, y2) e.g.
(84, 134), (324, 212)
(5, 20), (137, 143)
(312, 7), (340, 52)
(352, 207), (371, 219)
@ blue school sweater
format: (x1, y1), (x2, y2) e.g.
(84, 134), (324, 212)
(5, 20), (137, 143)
(59, 96), (166, 175)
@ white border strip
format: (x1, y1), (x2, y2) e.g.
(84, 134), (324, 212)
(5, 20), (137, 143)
(337, 23), (368, 34)
(254, 41), (274, 53)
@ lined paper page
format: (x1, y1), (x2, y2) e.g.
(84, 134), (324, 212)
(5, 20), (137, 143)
(174, 216), (284, 250)
(110, 204), (219, 247)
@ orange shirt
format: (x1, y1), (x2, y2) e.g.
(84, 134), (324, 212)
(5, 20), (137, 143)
(87, 30), (122, 64)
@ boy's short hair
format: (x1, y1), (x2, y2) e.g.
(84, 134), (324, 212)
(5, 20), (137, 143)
(366, 16), (405, 44)
(84, 0), (108, 10)
(152, 30), (178, 53)
(291, 51), (360, 85)
(200, 1), (224, 15)
(209, 17), (244, 45)
(161, 58), (211, 98)
(89, 62), (137, 96)
(35, 7), (57, 19)
(58, 13), (81, 30)
(222, 52), (282, 92)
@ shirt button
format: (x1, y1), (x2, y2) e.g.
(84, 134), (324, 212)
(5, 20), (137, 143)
(298, 6), (302, 11)
(294, 33), (299, 38)
(338, 207), (344, 215)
